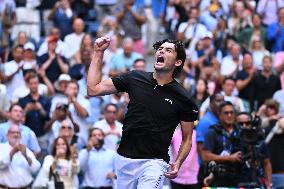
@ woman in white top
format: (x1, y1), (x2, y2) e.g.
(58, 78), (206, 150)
(35, 136), (80, 189)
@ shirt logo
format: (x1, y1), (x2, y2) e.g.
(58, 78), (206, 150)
(165, 98), (173, 104)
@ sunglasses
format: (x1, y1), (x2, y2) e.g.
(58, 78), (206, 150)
(238, 121), (251, 126)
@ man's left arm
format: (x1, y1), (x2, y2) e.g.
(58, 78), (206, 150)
(164, 121), (194, 179)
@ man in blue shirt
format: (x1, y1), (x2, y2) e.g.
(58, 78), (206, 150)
(0, 104), (41, 155)
(79, 127), (116, 189)
(196, 93), (223, 186)
(267, 7), (284, 52)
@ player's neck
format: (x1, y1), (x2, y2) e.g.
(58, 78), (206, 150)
(153, 71), (173, 85)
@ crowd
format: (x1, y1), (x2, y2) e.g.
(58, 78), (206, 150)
(1, 0), (284, 188)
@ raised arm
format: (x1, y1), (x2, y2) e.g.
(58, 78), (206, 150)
(87, 36), (118, 97)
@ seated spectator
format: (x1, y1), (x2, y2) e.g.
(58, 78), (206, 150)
(0, 104), (41, 154)
(109, 37), (142, 77)
(0, 124), (41, 188)
(192, 78), (209, 109)
(48, 0), (73, 39)
(22, 42), (38, 73)
(79, 128), (117, 189)
(38, 35), (69, 84)
(33, 136), (80, 189)
(75, 33), (94, 67)
(93, 103), (123, 151)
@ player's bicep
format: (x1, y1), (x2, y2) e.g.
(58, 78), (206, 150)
(88, 78), (118, 96)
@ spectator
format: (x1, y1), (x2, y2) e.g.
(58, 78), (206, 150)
(267, 7), (284, 52)
(109, 37), (142, 77)
(71, 0), (93, 20)
(177, 7), (208, 54)
(137, 0), (167, 55)
(50, 80), (91, 142)
(0, 104), (41, 154)
(79, 127), (117, 189)
(75, 33), (94, 66)
(63, 17), (85, 62)
(236, 52), (256, 112)
(170, 126), (199, 189)
(261, 100), (284, 189)
(249, 35), (270, 70)
(93, 103), (123, 151)
(0, 92), (10, 123)
(37, 27), (66, 57)
(273, 46), (284, 89)
(37, 0), (57, 37)
(2, 45), (25, 100)
(236, 13), (267, 50)
(192, 78), (209, 109)
(220, 43), (242, 77)
(18, 73), (51, 146)
(38, 35), (69, 84)
(48, 0), (74, 39)
(58, 118), (85, 151)
(22, 43), (38, 73)
(227, 1), (252, 36)
(0, 124), (41, 188)
(115, 0), (146, 55)
(132, 58), (146, 71)
(273, 88), (284, 116)
(252, 56), (282, 109)
(34, 136), (80, 189)
(257, 0), (284, 26)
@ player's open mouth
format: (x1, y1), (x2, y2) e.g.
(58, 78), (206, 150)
(156, 56), (165, 64)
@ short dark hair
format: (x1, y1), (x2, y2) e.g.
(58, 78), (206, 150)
(153, 39), (186, 78)
(51, 137), (71, 160)
(104, 103), (118, 113)
(209, 93), (223, 103)
(67, 79), (79, 89)
(89, 127), (105, 139)
(9, 103), (22, 112)
(133, 58), (146, 65)
(218, 101), (235, 114)
(223, 76), (235, 84)
(236, 111), (252, 120)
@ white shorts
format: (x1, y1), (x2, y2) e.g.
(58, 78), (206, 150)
(115, 154), (170, 189)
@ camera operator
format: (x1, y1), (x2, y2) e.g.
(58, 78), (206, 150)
(236, 112), (272, 189)
(202, 101), (245, 187)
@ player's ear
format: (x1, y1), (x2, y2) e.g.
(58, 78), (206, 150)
(175, 60), (182, 67)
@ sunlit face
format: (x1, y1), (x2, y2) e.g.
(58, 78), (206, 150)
(59, 120), (73, 138)
(27, 77), (39, 94)
(252, 15), (261, 27)
(90, 129), (104, 144)
(262, 57), (272, 72)
(242, 54), (253, 69)
(56, 138), (67, 157)
(65, 82), (78, 97)
(105, 105), (118, 124)
(154, 42), (181, 73)
(223, 79), (235, 96)
(10, 105), (24, 123)
(7, 125), (21, 146)
(83, 34), (93, 47)
(133, 60), (146, 71)
(73, 19), (85, 34)
(220, 105), (235, 126)
(196, 79), (206, 93)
